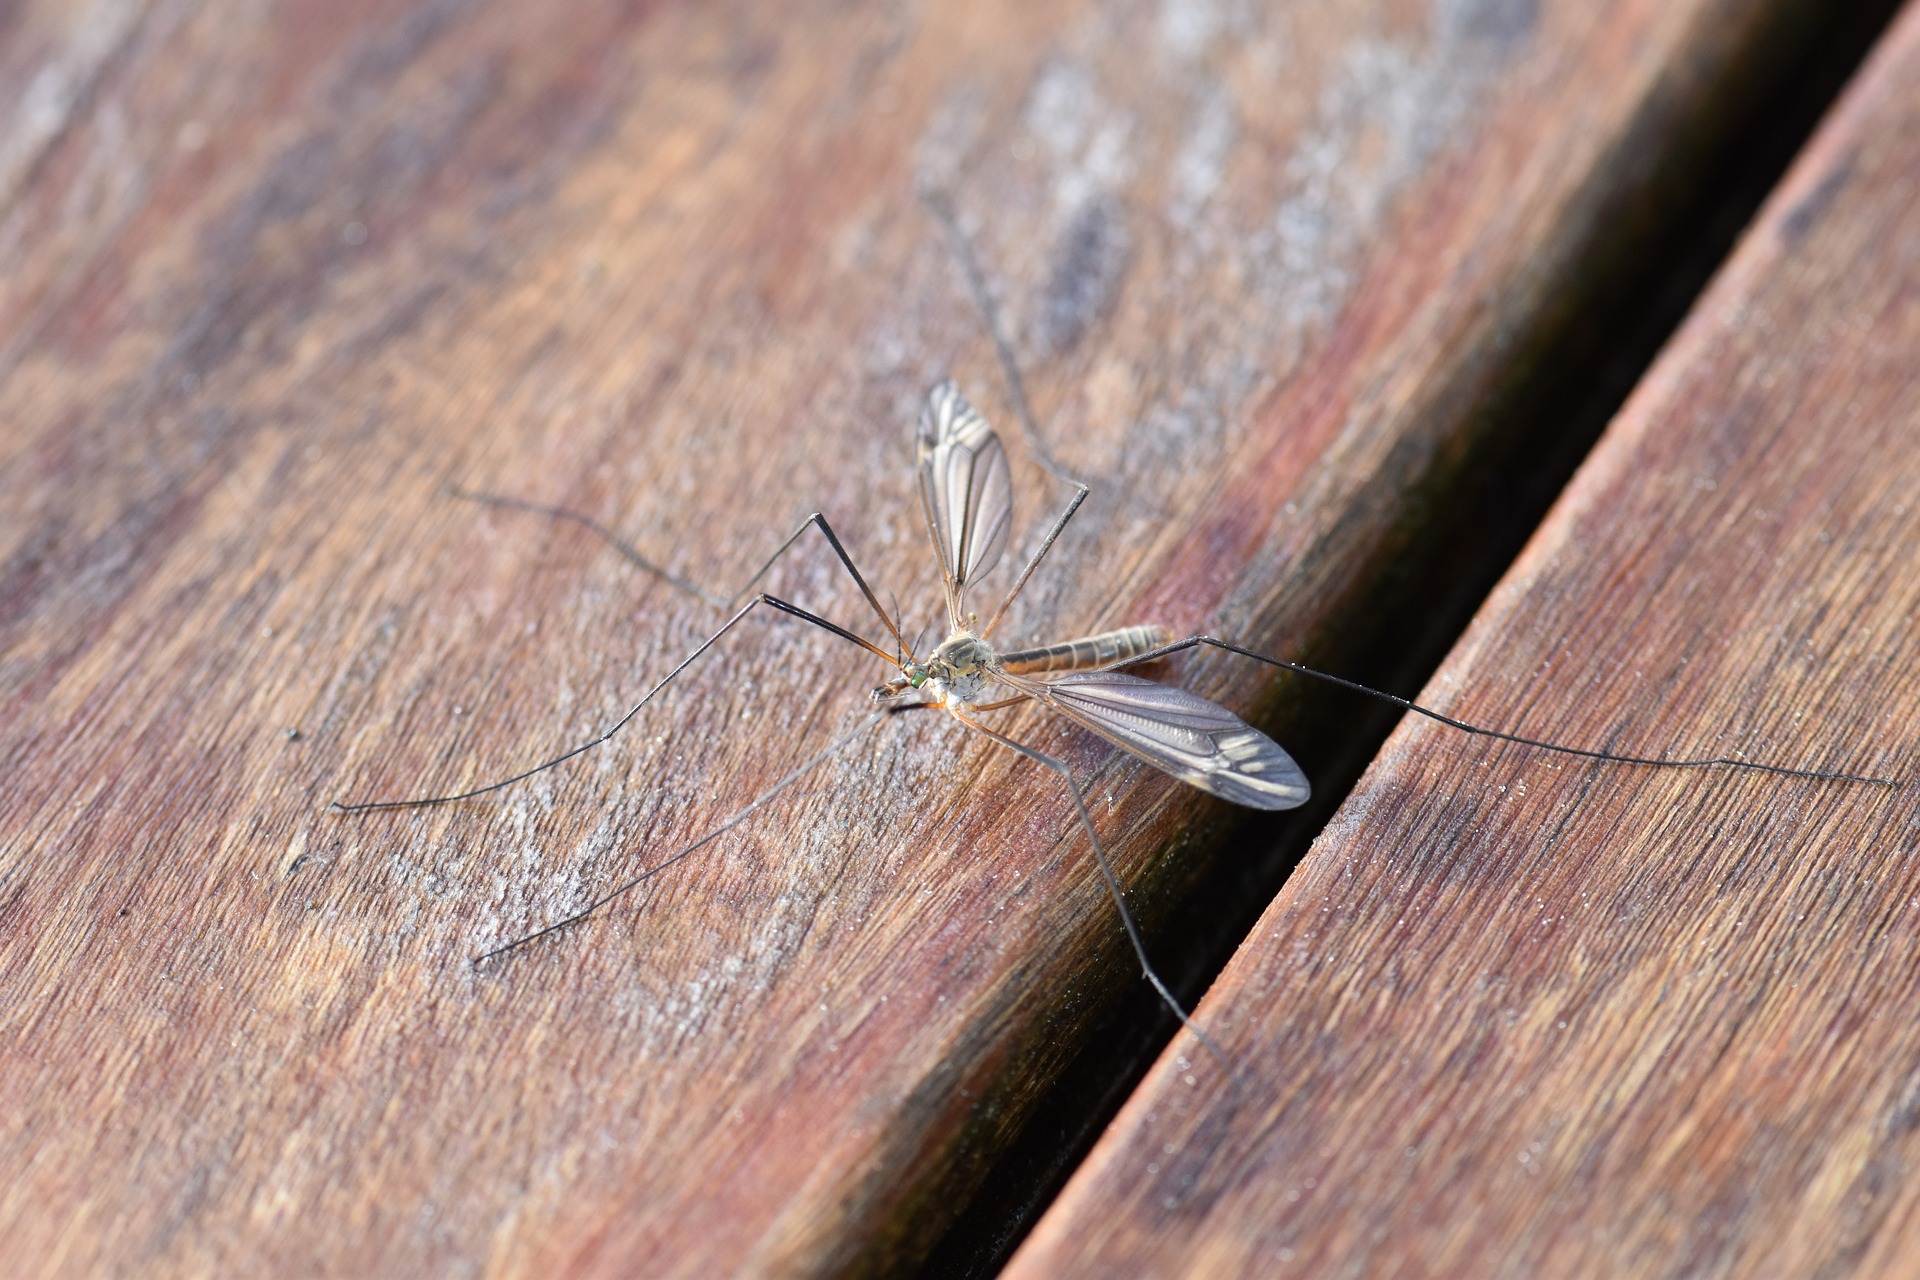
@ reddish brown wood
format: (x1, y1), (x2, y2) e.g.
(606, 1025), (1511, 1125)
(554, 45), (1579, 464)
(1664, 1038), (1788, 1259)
(1009, 5), (1920, 1277)
(0, 0), (1883, 1274)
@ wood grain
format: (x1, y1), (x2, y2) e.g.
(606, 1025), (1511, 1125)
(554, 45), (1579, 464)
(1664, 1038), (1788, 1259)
(0, 0), (1887, 1274)
(1008, 4), (1920, 1277)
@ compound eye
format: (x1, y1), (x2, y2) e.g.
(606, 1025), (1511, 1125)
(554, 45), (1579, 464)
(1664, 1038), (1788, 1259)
(908, 670), (927, 689)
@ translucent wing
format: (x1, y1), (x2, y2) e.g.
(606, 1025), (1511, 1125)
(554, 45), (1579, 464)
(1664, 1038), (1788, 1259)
(917, 380), (1012, 620)
(1012, 669), (1310, 810)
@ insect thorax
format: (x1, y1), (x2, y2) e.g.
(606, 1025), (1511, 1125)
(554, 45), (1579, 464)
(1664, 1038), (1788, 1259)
(926, 632), (998, 705)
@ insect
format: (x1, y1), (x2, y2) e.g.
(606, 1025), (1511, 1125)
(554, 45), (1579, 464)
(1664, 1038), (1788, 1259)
(336, 376), (1308, 1031)
(336, 201), (1894, 1052)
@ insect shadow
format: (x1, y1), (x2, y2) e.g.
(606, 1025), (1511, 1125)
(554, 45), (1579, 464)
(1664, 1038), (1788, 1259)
(334, 197), (1895, 1059)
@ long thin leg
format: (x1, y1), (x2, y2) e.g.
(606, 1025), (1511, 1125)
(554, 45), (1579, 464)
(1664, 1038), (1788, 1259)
(1114, 634), (1899, 787)
(451, 488), (908, 657)
(921, 191), (1095, 641)
(966, 695), (1033, 712)
(447, 487), (730, 607)
(979, 483), (1088, 642)
(948, 709), (1234, 1074)
(474, 711), (887, 965)
(921, 190), (1072, 483)
(333, 594), (897, 812)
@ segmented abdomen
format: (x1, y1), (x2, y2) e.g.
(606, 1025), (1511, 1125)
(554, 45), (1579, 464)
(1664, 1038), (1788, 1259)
(999, 625), (1171, 674)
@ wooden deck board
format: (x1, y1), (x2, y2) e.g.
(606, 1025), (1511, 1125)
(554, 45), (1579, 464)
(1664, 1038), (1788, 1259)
(0, 0), (1893, 1274)
(1008, 4), (1920, 1276)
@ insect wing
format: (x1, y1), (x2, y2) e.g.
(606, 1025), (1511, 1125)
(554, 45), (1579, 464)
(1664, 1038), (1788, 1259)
(1025, 670), (1310, 810)
(917, 380), (1012, 600)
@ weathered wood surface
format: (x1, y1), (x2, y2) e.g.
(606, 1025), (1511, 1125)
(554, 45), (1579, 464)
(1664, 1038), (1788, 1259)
(0, 0), (1886, 1275)
(1010, 4), (1920, 1277)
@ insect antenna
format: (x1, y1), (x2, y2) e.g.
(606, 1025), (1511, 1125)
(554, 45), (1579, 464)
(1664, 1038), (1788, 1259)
(1117, 634), (1899, 787)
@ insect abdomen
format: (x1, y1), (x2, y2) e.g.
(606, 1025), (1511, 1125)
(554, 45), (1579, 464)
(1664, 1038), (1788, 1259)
(999, 625), (1171, 674)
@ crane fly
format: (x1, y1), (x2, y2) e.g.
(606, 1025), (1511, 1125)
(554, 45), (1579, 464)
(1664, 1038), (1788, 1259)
(336, 194), (1895, 1052)
(334, 376), (1318, 1045)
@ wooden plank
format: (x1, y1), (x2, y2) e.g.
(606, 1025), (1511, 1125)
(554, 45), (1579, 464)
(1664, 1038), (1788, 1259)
(1007, 4), (1920, 1276)
(0, 0), (1885, 1274)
